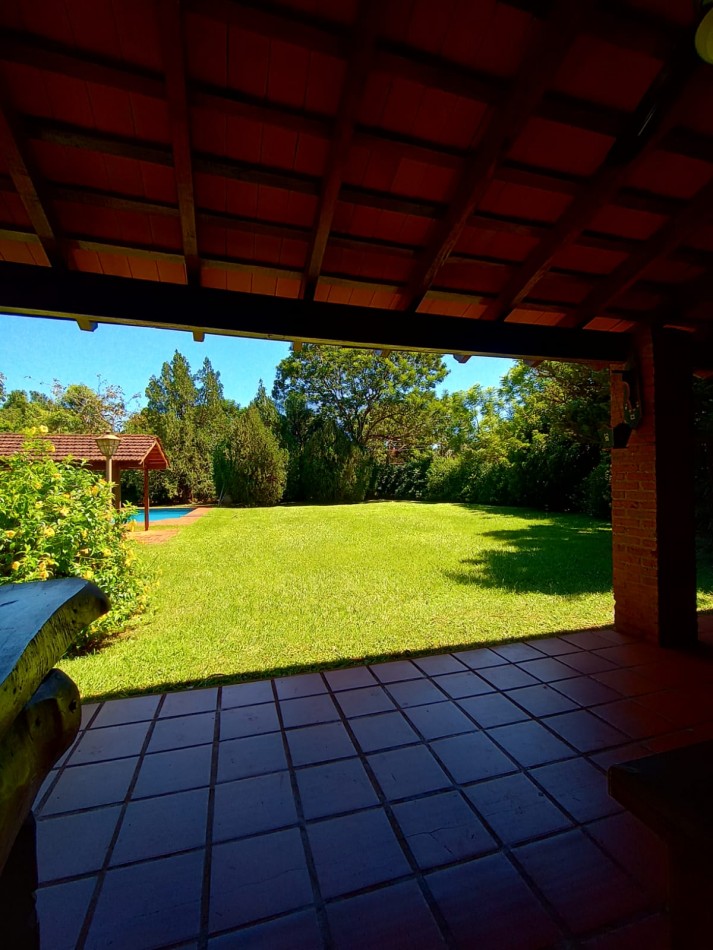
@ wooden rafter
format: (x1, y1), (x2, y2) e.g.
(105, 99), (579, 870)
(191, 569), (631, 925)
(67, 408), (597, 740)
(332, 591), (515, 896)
(398, 0), (594, 311)
(0, 102), (61, 267)
(300, 0), (379, 301)
(0, 260), (633, 364)
(1, 174), (710, 279)
(157, 0), (200, 284)
(564, 175), (713, 329)
(479, 43), (701, 323)
(2, 27), (711, 169)
(22, 117), (703, 242)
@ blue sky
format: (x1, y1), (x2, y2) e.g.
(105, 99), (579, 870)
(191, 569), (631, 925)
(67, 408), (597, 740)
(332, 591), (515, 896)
(0, 312), (514, 412)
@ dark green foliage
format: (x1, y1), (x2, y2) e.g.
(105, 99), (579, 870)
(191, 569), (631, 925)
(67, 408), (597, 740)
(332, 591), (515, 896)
(298, 420), (372, 504)
(213, 407), (288, 507)
(128, 352), (239, 503)
(374, 453), (432, 500)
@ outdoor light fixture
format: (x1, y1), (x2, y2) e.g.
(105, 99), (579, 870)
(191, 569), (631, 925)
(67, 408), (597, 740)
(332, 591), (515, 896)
(696, 1), (713, 64)
(96, 433), (120, 487)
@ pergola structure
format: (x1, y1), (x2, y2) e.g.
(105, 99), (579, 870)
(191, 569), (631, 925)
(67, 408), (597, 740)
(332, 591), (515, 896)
(0, 1), (712, 646)
(0, 432), (169, 528)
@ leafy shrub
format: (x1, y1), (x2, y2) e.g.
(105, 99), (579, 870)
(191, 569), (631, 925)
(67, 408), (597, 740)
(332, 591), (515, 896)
(299, 421), (371, 504)
(578, 456), (611, 519)
(374, 453), (433, 500)
(425, 456), (469, 501)
(0, 433), (150, 649)
(213, 407), (288, 507)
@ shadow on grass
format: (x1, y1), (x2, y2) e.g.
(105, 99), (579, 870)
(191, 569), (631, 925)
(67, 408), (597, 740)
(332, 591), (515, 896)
(435, 505), (612, 596)
(80, 622), (621, 702)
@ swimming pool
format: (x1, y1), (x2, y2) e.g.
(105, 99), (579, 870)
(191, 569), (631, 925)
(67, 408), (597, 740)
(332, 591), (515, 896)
(127, 507), (195, 524)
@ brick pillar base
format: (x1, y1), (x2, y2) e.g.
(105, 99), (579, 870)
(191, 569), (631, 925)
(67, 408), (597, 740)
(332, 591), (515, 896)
(611, 327), (697, 647)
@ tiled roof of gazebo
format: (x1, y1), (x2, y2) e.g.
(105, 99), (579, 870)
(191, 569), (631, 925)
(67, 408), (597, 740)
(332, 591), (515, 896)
(0, 1), (711, 362)
(0, 433), (169, 470)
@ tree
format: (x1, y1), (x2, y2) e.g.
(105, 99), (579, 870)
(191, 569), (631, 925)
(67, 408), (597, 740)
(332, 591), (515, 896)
(135, 351), (238, 502)
(213, 407), (288, 507)
(272, 346), (447, 460)
(0, 378), (133, 434)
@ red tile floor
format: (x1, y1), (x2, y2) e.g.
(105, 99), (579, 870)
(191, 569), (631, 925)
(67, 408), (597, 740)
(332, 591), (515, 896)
(34, 625), (713, 949)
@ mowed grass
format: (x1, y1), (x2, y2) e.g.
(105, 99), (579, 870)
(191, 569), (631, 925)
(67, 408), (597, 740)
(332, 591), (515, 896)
(60, 502), (713, 701)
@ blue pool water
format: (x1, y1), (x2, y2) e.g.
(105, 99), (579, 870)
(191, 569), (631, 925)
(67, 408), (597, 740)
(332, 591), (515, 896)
(127, 507), (195, 524)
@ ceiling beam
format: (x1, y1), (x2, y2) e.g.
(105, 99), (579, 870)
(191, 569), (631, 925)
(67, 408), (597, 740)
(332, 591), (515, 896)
(478, 42), (702, 323)
(0, 260), (632, 363)
(399, 0), (594, 311)
(2, 24), (710, 168)
(301, 0), (378, 301)
(3, 173), (710, 277)
(157, 0), (200, 283)
(565, 175), (713, 328)
(0, 102), (62, 267)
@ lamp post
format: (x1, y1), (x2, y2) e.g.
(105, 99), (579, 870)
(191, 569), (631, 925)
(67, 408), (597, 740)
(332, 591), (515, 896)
(96, 434), (120, 507)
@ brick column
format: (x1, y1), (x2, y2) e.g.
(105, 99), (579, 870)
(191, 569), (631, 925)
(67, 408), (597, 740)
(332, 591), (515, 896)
(610, 326), (697, 647)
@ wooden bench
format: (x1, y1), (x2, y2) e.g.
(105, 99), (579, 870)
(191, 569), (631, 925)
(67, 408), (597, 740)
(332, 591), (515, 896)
(609, 742), (713, 949)
(0, 578), (109, 949)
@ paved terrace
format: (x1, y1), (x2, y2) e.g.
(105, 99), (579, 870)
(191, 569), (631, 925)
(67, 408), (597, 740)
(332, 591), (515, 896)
(35, 627), (713, 949)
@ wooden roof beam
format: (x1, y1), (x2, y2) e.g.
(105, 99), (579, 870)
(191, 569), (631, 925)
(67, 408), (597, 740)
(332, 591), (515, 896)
(0, 102), (62, 267)
(157, 0), (200, 284)
(0, 260), (632, 364)
(478, 43), (702, 323)
(564, 175), (713, 328)
(399, 0), (595, 311)
(301, 0), (379, 301)
(3, 31), (711, 167)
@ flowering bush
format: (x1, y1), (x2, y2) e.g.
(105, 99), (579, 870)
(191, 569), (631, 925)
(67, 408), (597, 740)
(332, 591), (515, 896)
(0, 431), (150, 650)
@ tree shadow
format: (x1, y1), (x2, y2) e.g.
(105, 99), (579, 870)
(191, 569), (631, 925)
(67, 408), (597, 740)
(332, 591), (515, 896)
(443, 510), (613, 596)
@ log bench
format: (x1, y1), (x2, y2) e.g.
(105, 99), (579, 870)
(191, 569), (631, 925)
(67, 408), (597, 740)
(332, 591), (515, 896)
(609, 742), (713, 949)
(0, 578), (109, 949)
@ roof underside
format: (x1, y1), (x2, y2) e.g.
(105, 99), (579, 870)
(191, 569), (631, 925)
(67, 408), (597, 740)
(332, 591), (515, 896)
(0, 0), (712, 361)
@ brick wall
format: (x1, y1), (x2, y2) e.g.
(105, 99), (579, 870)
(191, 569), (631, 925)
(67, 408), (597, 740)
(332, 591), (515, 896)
(610, 328), (697, 645)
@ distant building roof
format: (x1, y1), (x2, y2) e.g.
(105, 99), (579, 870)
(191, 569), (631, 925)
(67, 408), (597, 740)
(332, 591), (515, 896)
(0, 434), (169, 470)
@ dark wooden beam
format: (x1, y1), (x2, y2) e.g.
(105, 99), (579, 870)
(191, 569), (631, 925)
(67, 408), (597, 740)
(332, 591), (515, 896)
(0, 103), (62, 267)
(479, 43), (702, 322)
(2, 19), (706, 165)
(0, 260), (632, 363)
(301, 0), (378, 301)
(158, 0), (200, 283)
(399, 0), (594, 311)
(566, 176), (713, 328)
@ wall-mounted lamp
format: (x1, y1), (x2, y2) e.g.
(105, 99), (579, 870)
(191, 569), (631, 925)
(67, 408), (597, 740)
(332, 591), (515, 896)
(696, 1), (713, 64)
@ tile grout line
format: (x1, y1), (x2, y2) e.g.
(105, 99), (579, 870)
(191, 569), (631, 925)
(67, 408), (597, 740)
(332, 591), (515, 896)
(319, 671), (459, 950)
(197, 685), (223, 950)
(74, 694), (167, 950)
(270, 675), (333, 950)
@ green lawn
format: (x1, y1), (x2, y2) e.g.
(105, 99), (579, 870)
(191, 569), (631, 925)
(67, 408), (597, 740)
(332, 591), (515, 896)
(60, 502), (713, 701)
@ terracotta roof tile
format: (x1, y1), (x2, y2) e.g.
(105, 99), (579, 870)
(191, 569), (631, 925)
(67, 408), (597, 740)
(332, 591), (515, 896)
(0, 434), (169, 470)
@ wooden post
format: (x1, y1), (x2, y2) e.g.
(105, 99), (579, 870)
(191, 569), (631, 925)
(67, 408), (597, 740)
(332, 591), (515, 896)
(143, 465), (149, 532)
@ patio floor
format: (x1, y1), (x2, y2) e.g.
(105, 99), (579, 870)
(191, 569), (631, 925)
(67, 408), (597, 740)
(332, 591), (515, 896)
(34, 626), (713, 949)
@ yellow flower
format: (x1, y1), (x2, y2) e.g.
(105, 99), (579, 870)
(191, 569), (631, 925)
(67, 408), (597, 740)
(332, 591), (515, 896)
(11, 561), (20, 571)
(34, 501), (43, 508)
(38, 425), (48, 434)
(83, 570), (94, 580)
(101, 548), (111, 557)
(43, 526), (55, 537)
(58, 507), (69, 517)
(89, 485), (99, 496)
(4, 530), (16, 539)
(37, 570), (49, 580)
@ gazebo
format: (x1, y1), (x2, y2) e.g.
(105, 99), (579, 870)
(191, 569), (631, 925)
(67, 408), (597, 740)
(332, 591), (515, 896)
(0, 432), (169, 529)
